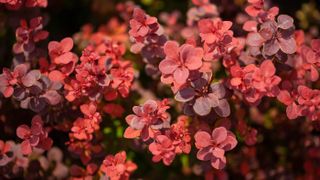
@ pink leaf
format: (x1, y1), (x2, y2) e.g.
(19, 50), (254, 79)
(260, 60), (276, 77)
(247, 32), (264, 47)
(219, 133), (238, 151)
(243, 21), (257, 32)
(277, 90), (293, 105)
(60, 37), (74, 52)
(184, 47), (203, 70)
(124, 127), (141, 139)
(17, 125), (30, 139)
(3, 87), (14, 98)
(173, 67), (189, 84)
(196, 147), (212, 161)
(212, 147), (225, 159)
(48, 70), (65, 82)
(309, 65), (319, 81)
(164, 41), (179, 59)
(286, 102), (299, 119)
(211, 127), (227, 144)
(311, 39), (320, 50)
(211, 156), (226, 169)
(159, 59), (178, 74)
(21, 140), (32, 155)
(194, 131), (212, 149)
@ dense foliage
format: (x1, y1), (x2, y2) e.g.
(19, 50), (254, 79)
(0, 0), (320, 179)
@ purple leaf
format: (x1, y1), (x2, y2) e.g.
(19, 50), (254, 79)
(259, 21), (277, 40)
(175, 87), (195, 102)
(21, 70), (41, 87)
(277, 15), (294, 30)
(263, 39), (280, 56)
(208, 93), (220, 107)
(278, 37), (296, 54)
(247, 32), (264, 47)
(193, 96), (212, 116)
(214, 99), (230, 117)
(210, 83), (226, 99)
(29, 97), (47, 112)
(43, 90), (62, 105)
(13, 87), (27, 100)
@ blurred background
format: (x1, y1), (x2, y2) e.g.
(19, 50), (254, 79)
(0, 0), (319, 67)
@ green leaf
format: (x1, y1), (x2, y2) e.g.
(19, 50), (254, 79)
(141, 0), (153, 6)
(116, 126), (123, 138)
(180, 155), (189, 168)
(103, 127), (112, 134)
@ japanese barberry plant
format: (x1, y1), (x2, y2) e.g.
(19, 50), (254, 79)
(0, 0), (320, 179)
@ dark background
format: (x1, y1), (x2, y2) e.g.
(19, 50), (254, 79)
(0, 0), (319, 68)
(0, 0), (320, 179)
